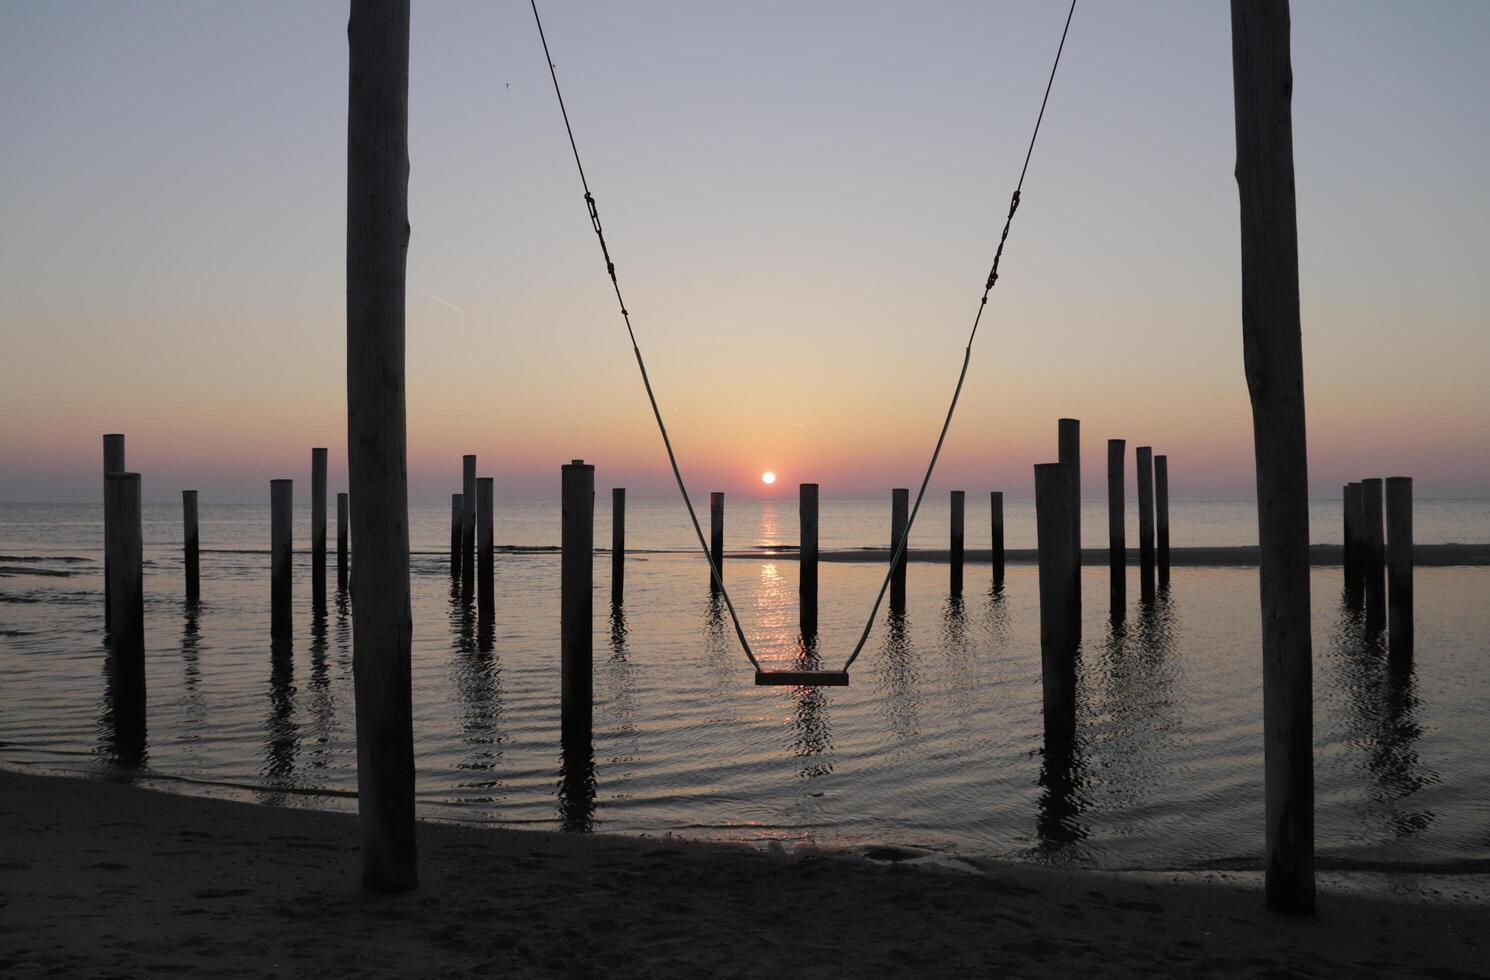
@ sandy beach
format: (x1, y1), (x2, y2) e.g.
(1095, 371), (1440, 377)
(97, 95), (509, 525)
(1, 769), (1485, 978)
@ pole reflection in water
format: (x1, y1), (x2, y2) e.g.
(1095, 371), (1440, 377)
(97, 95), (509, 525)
(940, 595), (975, 718)
(1090, 588), (1181, 819)
(179, 599), (206, 731)
(260, 636), (300, 805)
(305, 608), (335, 772)
(334, 588), (352, 679)
(450, 582), (504, 801)
(875, 610), (919, 742)
(97, 643), (147, 770)
(987, 580), (1010, 637)
(604, 601), (639, 757)
(1328, 597), (1437, 838)
(789, 633), (833, 780)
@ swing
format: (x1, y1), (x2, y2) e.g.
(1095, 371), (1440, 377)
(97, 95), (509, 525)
(529, 0), (1077, 686)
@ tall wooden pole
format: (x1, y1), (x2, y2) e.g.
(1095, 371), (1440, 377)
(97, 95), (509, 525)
(799, 483), (819, 633)
(1106, 439), (1126, 616)
(1058, 420), (1082, 634)
(312, 447), (328, 611)
(461, 455), (477, 599)
(477, 477), (495, 615)
(1155, 453), (1171, 586)
(1345, 481), (1364, 599)
(270, 479), (293, 639)
(1361, 477), (1386, 630)
(337, 492), (350, 591)
(1136, 446), (1156, 601)
(562, 461), (595, 741)
(890, 487), (909, 612)
(1385, 476), (1413, 656)
(1231, 0), (1314, 912)
(949, 490), (965, 597)
(709, 492), (725, 589)
(1035, 463), (1078, 753)
(347, 0), (416, 893)
(611, 488), (625, 606)
(450, 493), (462, 579)
(990, 491), (1005, 588)
(182, 490), (200, 603)
(105, 471), (146, 763)
(103, 433), (126, 628)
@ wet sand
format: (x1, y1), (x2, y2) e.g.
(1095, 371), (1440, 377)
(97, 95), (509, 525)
(2, 769), (1485, 978)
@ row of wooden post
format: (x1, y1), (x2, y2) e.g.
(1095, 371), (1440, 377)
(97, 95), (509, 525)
(447, 455), (496, 615)
(1341, 477), (1414, 650)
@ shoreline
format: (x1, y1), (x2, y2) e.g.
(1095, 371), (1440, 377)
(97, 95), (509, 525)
(2, 769), (1486, 978)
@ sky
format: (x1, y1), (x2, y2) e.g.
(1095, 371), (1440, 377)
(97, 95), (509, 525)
(2, 1), (1487, 503)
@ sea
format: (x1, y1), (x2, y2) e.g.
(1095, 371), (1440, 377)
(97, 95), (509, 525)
(1, 498), (1487, 888)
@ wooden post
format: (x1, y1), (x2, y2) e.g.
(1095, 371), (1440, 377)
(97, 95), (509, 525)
(890, 487), (909, 612)
(103, 433), (126, 628)
(611, 488), (625, 605)
(337, 492), (349, 591)
(709, 491), (725, 589)
(105, 471), (146, 763)
(800, 483), (818, 632)
(271, 479), (292, 639)
(1385, 476), (1413, 656)
(990, 490), (1005, 587)
(562, 460), (595, 741)
(1058, 419), (1081, 615)
(1361, 477), (1386, 630)
(461, 455), (477, 598)
(949, 490), (965, 597)
(106, 472), (145, 666)
(477, 477), (494, 613)
(1136, 446), (1156, 601)
(182, 490), (200, 603)
(1231, 0), (1315, 912)
(1345, 481), (1364, 599)
(450, 493), (462, 579)
(1156, 454), (1171, 586)
(312, 447), (328, 610)
(1340, 484), (1352, 590)
(347, 0), (416, 893)
(1107, 439), (1126, 616)
(1034, 463), (1078, 751)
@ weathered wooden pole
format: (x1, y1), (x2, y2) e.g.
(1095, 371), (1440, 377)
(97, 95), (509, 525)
(611, 488), (625, 605)
(106, 472), (145, 667)
(270, 479), (293, 639)
(337, 492), (350, 591)
(105, 471), (146, 763)
(1340, 484), (1352, 590)
(182, 490), (200, 603)
(990, 490), (1005, 587)
(1136, 446), (1156, 601)
(1345, 481), (1364, 599)
(709, 491), (725, 589)
(450, 492), (462, 579)
(562, 460), (595, 741)
(1156, 453), (1171, 586)
(347, 0), (416, 893)
(1058, 420), (1082, 609)
(1361, 477), (1386, 631)
(890, 487), (909, 612)
(312, 447), (328, 610)
(1034, 463), (1079, 751)
(949, 490), (965, 597)
(1107, 439), (1126, 616)
(477, 477), (494, 614)
(1385, 476), (1413, 656)
(103, 433), (126, 628)
(461, 455), (477, 598)
(800, 483), (819, 633)
(1231, 0), (1315, 912)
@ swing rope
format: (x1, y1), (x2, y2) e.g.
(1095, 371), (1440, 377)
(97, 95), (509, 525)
(529, 0), (1077, 676)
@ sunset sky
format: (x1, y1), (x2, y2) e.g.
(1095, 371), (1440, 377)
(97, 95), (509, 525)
(2, 0), (1486, 502)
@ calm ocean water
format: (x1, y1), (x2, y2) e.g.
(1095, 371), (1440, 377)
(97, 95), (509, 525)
(1, 500), (1487, 875)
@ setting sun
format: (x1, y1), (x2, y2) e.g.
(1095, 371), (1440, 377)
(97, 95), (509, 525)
(761, 471), (776, 485)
